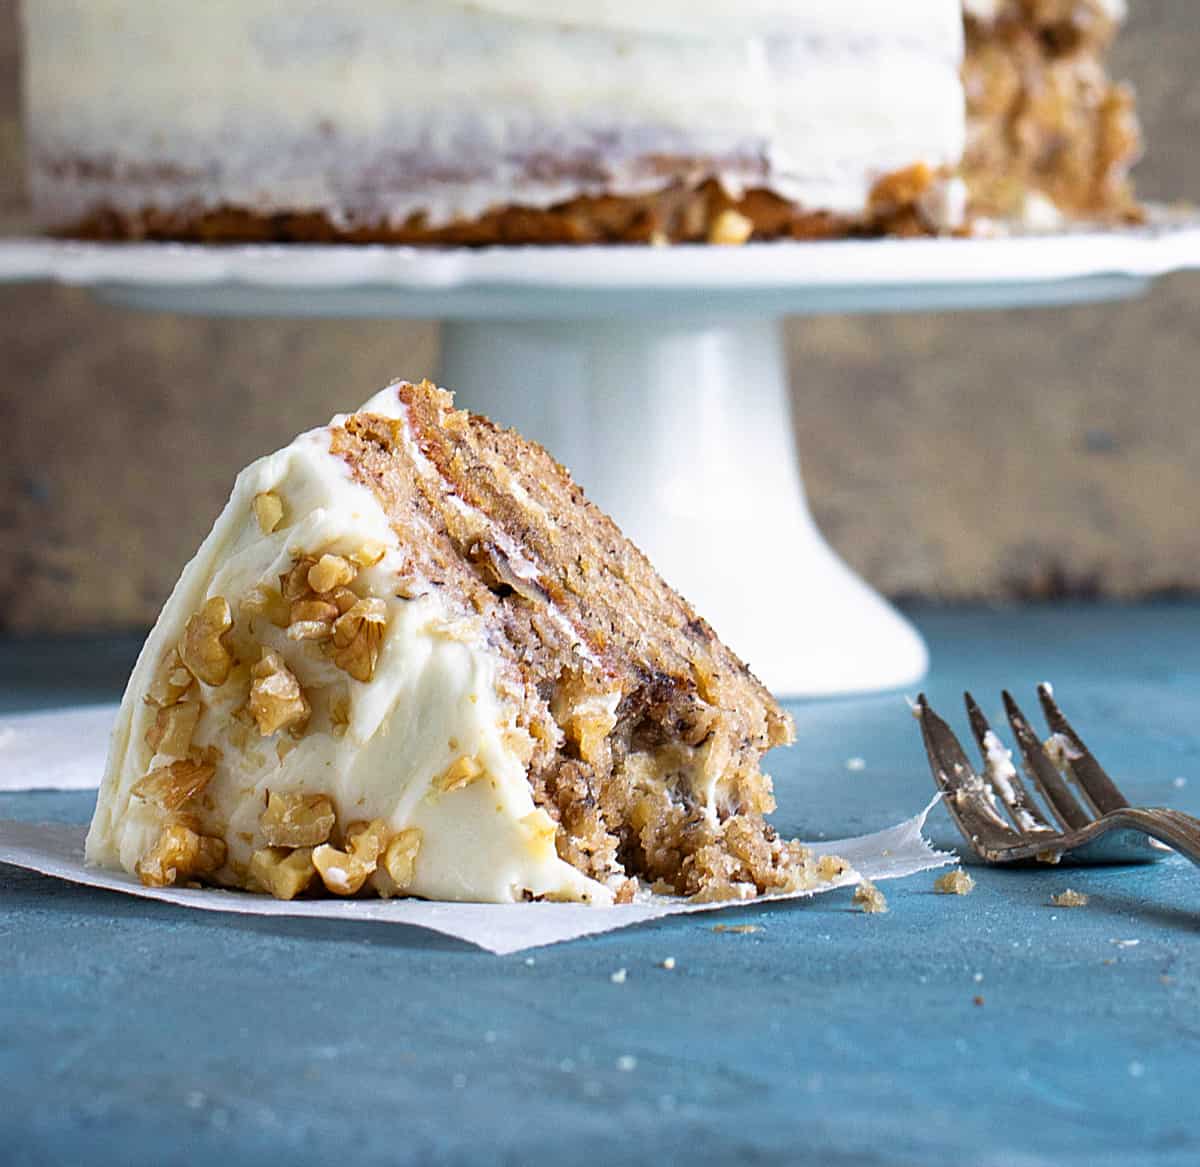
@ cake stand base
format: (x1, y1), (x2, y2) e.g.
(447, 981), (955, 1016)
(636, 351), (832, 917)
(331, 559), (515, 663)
(440, 317), (927, 697)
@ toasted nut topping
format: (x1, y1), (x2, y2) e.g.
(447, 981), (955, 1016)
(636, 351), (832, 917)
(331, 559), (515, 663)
(136, 823), (226, 888)
(241, 586), (290, 629)
(180, 596), (235, 686)
(332, 598), (387, 682)
(132, 756), (215, 811)
(343, 819), (390, 866)
(260, 791), (336, 848)
(708, 208), (754, 246)
(382, 828), (422, 891)
(329, 692), (352, 738)
(145, 700), (202, 759)
(281, 558), (319, 601)
(287, 620), (334, 642)
(249, 650), (310, 736)
(435, 755), (484, 794)
(312, 844), (372, 895)
(289, 598), (340, 626)
(308, 554), (357, 595)
(146, 648), (195, 707)
(249, 846), (316, 900)
(350, 541), (387, 568)
(328, 586), (360, 615)
(253, 491), (285, 534)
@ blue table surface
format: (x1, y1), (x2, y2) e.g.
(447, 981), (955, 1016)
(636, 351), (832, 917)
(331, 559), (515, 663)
(2, 604), (1199, 1167)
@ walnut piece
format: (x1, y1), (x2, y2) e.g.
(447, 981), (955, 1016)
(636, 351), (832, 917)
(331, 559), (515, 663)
(312, 820), (389, 896)
(180, 596), (235, 686)
(146, 648), (195, 707)
(350, 541), (386, 568)
(144, 700), (202, 759)
(253, 491), (285, 534)
(708, 208), (754, 246)
(332, 598), (387, 682)
(308, 554), (357, 595)
(241, 586), (290, 629)
(934, 869), (976, 896)
(281, 557), (319, 601)
(259, 790), (335, 847)
(131, 756), (215, 811)
(249, 846), (316, 900)
(249, 650), (310, 736)
(382, 828), (423, 892)
(136, 823), (226, 887)
(435, 754), (484, 793)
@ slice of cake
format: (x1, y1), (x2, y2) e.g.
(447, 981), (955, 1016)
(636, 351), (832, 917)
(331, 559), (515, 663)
(962, 0), (1142, 224)
(86, 381), (822, 905)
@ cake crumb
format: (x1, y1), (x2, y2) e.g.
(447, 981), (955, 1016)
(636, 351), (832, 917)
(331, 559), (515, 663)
(973, 995), (985, 1007)
(934, 869), (976, 896)
(712, 924), (760, 934)
(1051, 889), (1089, 908)
(660, 957), (676, 970)
(610, 968), (628, 984)
(853, 880), (888, 914)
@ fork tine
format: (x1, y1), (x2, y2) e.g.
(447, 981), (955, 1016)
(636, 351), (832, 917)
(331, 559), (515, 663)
(1036, 684), (1129, 815)
(963, 692), (1057, 835)
(917, 694), (1022, 850)
(1002, 691), (1091, 832)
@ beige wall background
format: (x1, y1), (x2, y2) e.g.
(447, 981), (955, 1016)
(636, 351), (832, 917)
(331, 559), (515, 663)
(2, 0), (1199, 634)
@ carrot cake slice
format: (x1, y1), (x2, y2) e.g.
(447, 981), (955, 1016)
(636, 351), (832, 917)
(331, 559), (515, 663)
(86, 381), (823, 905)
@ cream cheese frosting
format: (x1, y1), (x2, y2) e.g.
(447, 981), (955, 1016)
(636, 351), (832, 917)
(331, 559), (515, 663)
(23, 0), (966, 230)
(85, 386), (610, 905)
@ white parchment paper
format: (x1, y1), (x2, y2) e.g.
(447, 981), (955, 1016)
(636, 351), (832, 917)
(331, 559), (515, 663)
(0, 704), (952, 954)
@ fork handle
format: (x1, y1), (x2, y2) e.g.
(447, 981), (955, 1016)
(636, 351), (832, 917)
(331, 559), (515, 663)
(1105, 807), (1200, 867)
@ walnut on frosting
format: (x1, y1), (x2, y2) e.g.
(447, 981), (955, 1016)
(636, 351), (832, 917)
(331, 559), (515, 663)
(249, 650), (311, 736)
(312, 818), (390, 895)
(180, 596), (235, 686)
(260, 790), (336, 848)
(136, 822), (226, 888)
(132, 755), (216, 811)
(249, 846), (316, 900)
(331, 598), (387, 682)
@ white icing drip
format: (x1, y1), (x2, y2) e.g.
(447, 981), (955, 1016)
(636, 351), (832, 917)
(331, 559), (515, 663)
(23, 0), (966, 230)
(86, 384), (609, 905)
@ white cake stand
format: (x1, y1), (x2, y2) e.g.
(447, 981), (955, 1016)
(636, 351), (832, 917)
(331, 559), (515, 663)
(4, 212), (1200, 697)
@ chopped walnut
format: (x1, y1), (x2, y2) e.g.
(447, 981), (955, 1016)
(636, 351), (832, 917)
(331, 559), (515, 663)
(332, 598), (387, 682)
(312, 822), (387, 896)
(382, 828), (423, 891)
(435, 754), (484, 793)
(180, 596), (235, 686)
(259, 790), (335, 847)
(144, 700), (202, 759)
(853, 880), (889, 915)
(253, 491), (285, 534)
(249, 846), (316, 900)
(132, 756), (215, 811)
(329, 692), (352, 738)
(350, 541), (387, 569)
(146, 649), (195, 707)
(328, 586), (360, 615)
(280, 557), (319, 601)
(136, 823), (226, 887)
(708, 208), (754, 245)
(308, 554), (357, 595)
(241, 586), (290, 629)
(249, 650), (310, 736)
(935, 869), (976, 896)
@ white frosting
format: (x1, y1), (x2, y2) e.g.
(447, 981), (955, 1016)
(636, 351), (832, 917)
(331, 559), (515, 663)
(23, 0), (965, 229)
(85, 384), (609, 905)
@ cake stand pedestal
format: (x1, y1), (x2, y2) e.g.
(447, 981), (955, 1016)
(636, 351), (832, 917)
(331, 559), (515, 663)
(4, 215), (1199, 696)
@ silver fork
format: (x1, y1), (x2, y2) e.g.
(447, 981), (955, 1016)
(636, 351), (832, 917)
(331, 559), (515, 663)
(917, 684), (1200, 866)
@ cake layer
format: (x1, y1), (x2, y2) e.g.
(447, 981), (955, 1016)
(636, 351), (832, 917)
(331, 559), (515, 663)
(23, 0), (966, 239)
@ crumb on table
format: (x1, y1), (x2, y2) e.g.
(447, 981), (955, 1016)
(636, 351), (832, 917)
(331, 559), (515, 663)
(934, 869), (976, 896)
(712, 924), (760, 935)
(1051, 889), (1089, 908)
(853, 880), (888, 914)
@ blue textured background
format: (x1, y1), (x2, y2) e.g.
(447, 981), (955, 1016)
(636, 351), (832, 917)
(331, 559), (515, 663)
(2, 606), (1198, 1166)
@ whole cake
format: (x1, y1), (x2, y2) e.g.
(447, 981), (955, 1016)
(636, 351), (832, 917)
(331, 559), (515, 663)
(86, 381), (844, 905)
(21, 1), (1139, 243)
